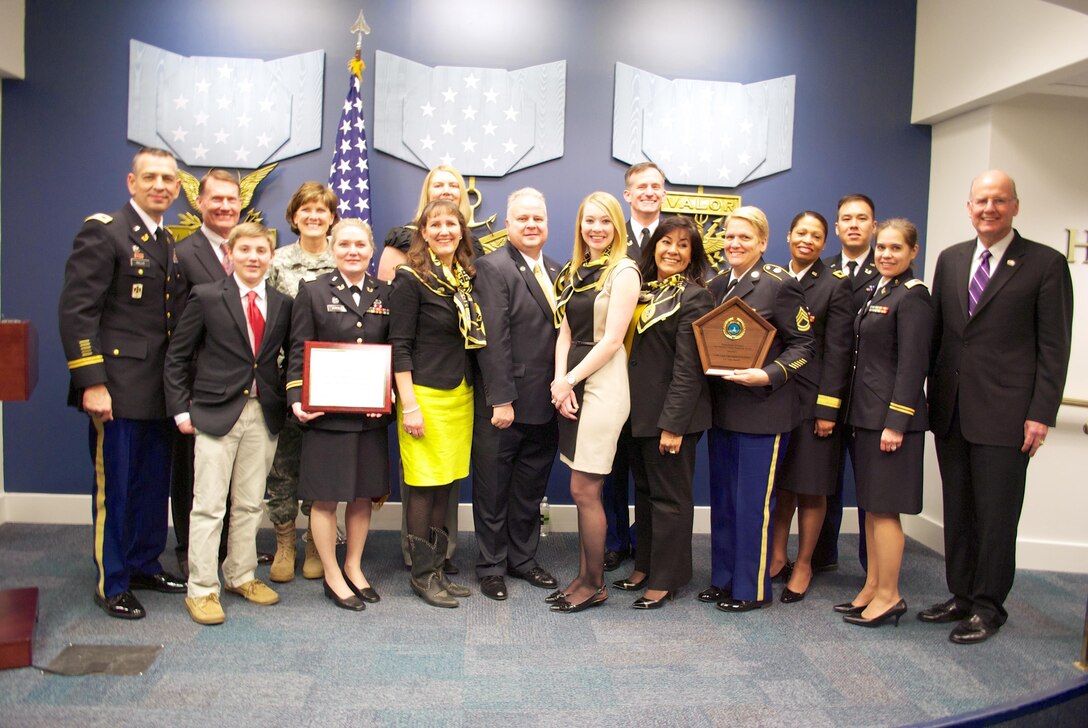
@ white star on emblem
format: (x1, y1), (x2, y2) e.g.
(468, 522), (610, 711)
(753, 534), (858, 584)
(679, 162), (692, 176)
(354, 138), (367, 153)
(439, 153), (455, 166)
(340, 139), (351, 153)
(355, 198), (370, 212)
(337, 179), (351, 193)
(420, 102), (436, 117)
(442, 87), (458, 103)
(195, 79), (210, 94)
(338, 160), (351, 173)
(355, 158), (368, 172)
(338, 200), (350, 213)
(462, 138), (477, 153)
(354, 118), (365, 133)
(740, 119), (753, 134)
(341, 120), (351, 133)
(217, 64), (233, 80)
(216, 96), (231, 110)
(462, 105), (478, 121)
(256, 132), (272, 148)
(236, 113), (252, 128)
(173, 95), (189, 110)
(482, 121), (497, 136)
(440, 120), (456, 135)
(660, 149), (673, 161)
(234, 147), (250, 163)
(482, 154), (497, 169)
(463, 73), (480, 89)
(192, 143), (208, 160)
(171, 126), (188, 142)
(420, 135), (436, 150)
(717, 164), (732, 179)
(484, 88), (499, 103)
(502, 138), (518, 154)
(194, 111), (209, 126)
(259, 98), (273, 112)
(356, 178), (369, 192)
(662, 115), (674, 129)
(738, 151), (751, 165)
(504, 106), (519, 121)
(238, 79), (253, 94)
(699, 150), (712, 163)
(214, 129), (230, 144)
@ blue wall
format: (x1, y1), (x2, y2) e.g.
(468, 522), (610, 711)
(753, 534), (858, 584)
(1, 0), (929, 503)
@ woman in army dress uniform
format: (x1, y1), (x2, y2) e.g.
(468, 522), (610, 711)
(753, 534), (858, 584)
(287, 219), (392, 612)
(839, 218), (933, 627)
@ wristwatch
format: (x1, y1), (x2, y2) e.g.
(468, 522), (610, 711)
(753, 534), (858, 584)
(565, 372), (577, 386)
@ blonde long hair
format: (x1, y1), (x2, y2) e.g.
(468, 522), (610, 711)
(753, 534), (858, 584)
(571, 191), (628, 288)
(412, 165), (472, 223)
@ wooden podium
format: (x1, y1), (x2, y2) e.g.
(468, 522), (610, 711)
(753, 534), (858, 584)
(0, 321), (40, 669)
(0, 320), (38, 401)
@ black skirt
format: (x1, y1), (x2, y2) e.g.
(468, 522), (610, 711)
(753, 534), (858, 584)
(776, 419), (844, 496)
(850, 428), (923, 515)
(297, 427), (390, 502)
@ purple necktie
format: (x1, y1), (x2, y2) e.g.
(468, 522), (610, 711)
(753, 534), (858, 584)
(968, 249), (991, 316)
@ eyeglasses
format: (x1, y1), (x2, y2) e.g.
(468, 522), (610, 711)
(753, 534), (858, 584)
(970, 197), (1014, 209)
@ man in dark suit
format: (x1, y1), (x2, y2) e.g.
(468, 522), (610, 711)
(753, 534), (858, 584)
(165, 222), (293, 625)
(471, 188), (561, 600)
(170, 169), (241, 576)
(59, 146), (187, 620)
(603, 162), (668, 571)
(812, 193), (880, 573)
(922, 170), (1073, 644)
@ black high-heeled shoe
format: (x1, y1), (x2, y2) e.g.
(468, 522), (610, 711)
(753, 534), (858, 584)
(323, 580), (365, 611)
(780, 587), (806, 604)
(612, 575), (647, 591)
(544, 589), (568, 604)
(833, 600), (868, 615)
(550, 586), (607, 613)
(632, 591), (676, 610)
(770, 560), (794, 583)
(843, 599), (907, 627)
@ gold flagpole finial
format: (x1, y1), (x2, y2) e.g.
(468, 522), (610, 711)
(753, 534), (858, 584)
(350, 10), (371, 76)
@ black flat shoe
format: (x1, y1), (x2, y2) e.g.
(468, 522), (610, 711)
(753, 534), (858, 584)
(780, 587), (806, 604)
(550, 587), (607, 613)
(770, 561), (794, 583)
(715, 597), (772, 613)
(918, 598), (969, 624)
(949, 614), (999, 644)
(94, 591), (146, 620)
(508, 566), (558, 589)
(632, 591), (675, 610)
(844, 599), (907, 627)
(612, 575), (647, 591)
(544, 589), (567, 604)
(129, 571), (186, 593)
(323, 580), (365, 611)
(698, 585), (728, 603)
(833, 601), (868, 615)
(480, 575), (508, 601)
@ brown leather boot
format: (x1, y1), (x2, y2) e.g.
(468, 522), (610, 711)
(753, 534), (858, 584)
(269, 522), (296, 583)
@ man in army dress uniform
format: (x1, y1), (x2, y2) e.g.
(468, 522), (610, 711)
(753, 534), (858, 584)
(58, 147), (187, 619)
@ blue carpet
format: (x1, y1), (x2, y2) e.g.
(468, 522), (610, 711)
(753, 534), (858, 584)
(0, 524), (1085, 726)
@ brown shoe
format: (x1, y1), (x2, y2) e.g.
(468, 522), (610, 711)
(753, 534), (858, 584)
(269, 522), (297, 583)
(302, 529), (324, 580)
(185, 593), (225, 625)
(224, 579), (280, 605)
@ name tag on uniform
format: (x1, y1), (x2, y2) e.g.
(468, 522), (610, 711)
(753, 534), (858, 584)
(130, 257), (152, 269)
(132, 283), (144, 299)
(867, 305), (889, 315)
(326, 303), (347, 313)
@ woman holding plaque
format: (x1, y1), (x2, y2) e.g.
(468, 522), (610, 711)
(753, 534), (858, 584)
(768, 211), (854, 604)
(839, 218), (932, 627)
(549, 191), (641, 613)
(287, 219), (391, 612)
(701, 206), (814, 613)
(266, 182), (340, 584)
(376, 165), (485, 282)
(613, 216), (713, 609)
(390, 199), (484, 608)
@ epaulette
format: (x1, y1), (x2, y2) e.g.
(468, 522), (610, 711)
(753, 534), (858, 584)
(762, 264), (784, 280)
(832, 269), (847, 279)
(85, 213), (113, 224)
(904, 279), (927, 289)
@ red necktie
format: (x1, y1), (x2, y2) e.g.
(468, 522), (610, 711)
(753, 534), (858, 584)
(220, 243), (233, 275)
(246, 290), (264, 356)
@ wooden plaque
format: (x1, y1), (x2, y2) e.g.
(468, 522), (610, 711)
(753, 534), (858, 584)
(0, 320), (38, 401)
(302, 342), (393, 414)
(692, 297), (776, 374)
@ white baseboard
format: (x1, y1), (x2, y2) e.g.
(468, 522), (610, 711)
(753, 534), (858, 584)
(2, 494), (1083, 573)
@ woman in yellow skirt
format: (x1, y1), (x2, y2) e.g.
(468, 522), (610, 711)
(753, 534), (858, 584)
(390, 199), (486, 608)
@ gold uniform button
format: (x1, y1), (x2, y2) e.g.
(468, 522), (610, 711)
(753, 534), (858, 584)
(253, 363), (258, 369)
(112, 348), (120, 355)
(356, 338), (363, 343)
(137, 269), (144, 276)
(356, 321), (362, 328)
(166, 312), (171, 318)
(165, 293), (170, 300)
(243, 389), (250, 396)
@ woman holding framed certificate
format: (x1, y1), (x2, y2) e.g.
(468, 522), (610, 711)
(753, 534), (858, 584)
(390, 200), (486, 608)
(286, 219), (392, 612)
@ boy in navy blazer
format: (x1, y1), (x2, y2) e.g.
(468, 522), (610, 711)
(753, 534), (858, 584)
(165, 222), (292, 625)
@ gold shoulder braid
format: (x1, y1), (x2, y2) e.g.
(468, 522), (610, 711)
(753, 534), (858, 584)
(636, 274), (687, 333)
(400, 254), (487, 349)
(553, 253), (610, 328)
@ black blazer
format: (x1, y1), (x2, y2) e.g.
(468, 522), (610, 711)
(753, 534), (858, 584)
(628, 282), (714, 437)
(164, 277), (292, 437)
(928, 232), (1073, 447)
(59, 203), (185, 419)
(472, 245), (560, 425)
(825, 248), (880, 314)
(847, 269), (932, 433)
(707, 260), (816, 434)
(389, 266), (474, 390)
(176, 228), (229, 286)
(791, 259), (855, 422)
(286, 271), (393, 432)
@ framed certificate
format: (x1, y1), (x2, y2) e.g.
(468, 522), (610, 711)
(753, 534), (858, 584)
(692, 297), (777, 375)
(302, 342), (393, 414)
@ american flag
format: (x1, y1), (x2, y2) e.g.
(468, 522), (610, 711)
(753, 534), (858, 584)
(328, 58), (371, 222)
